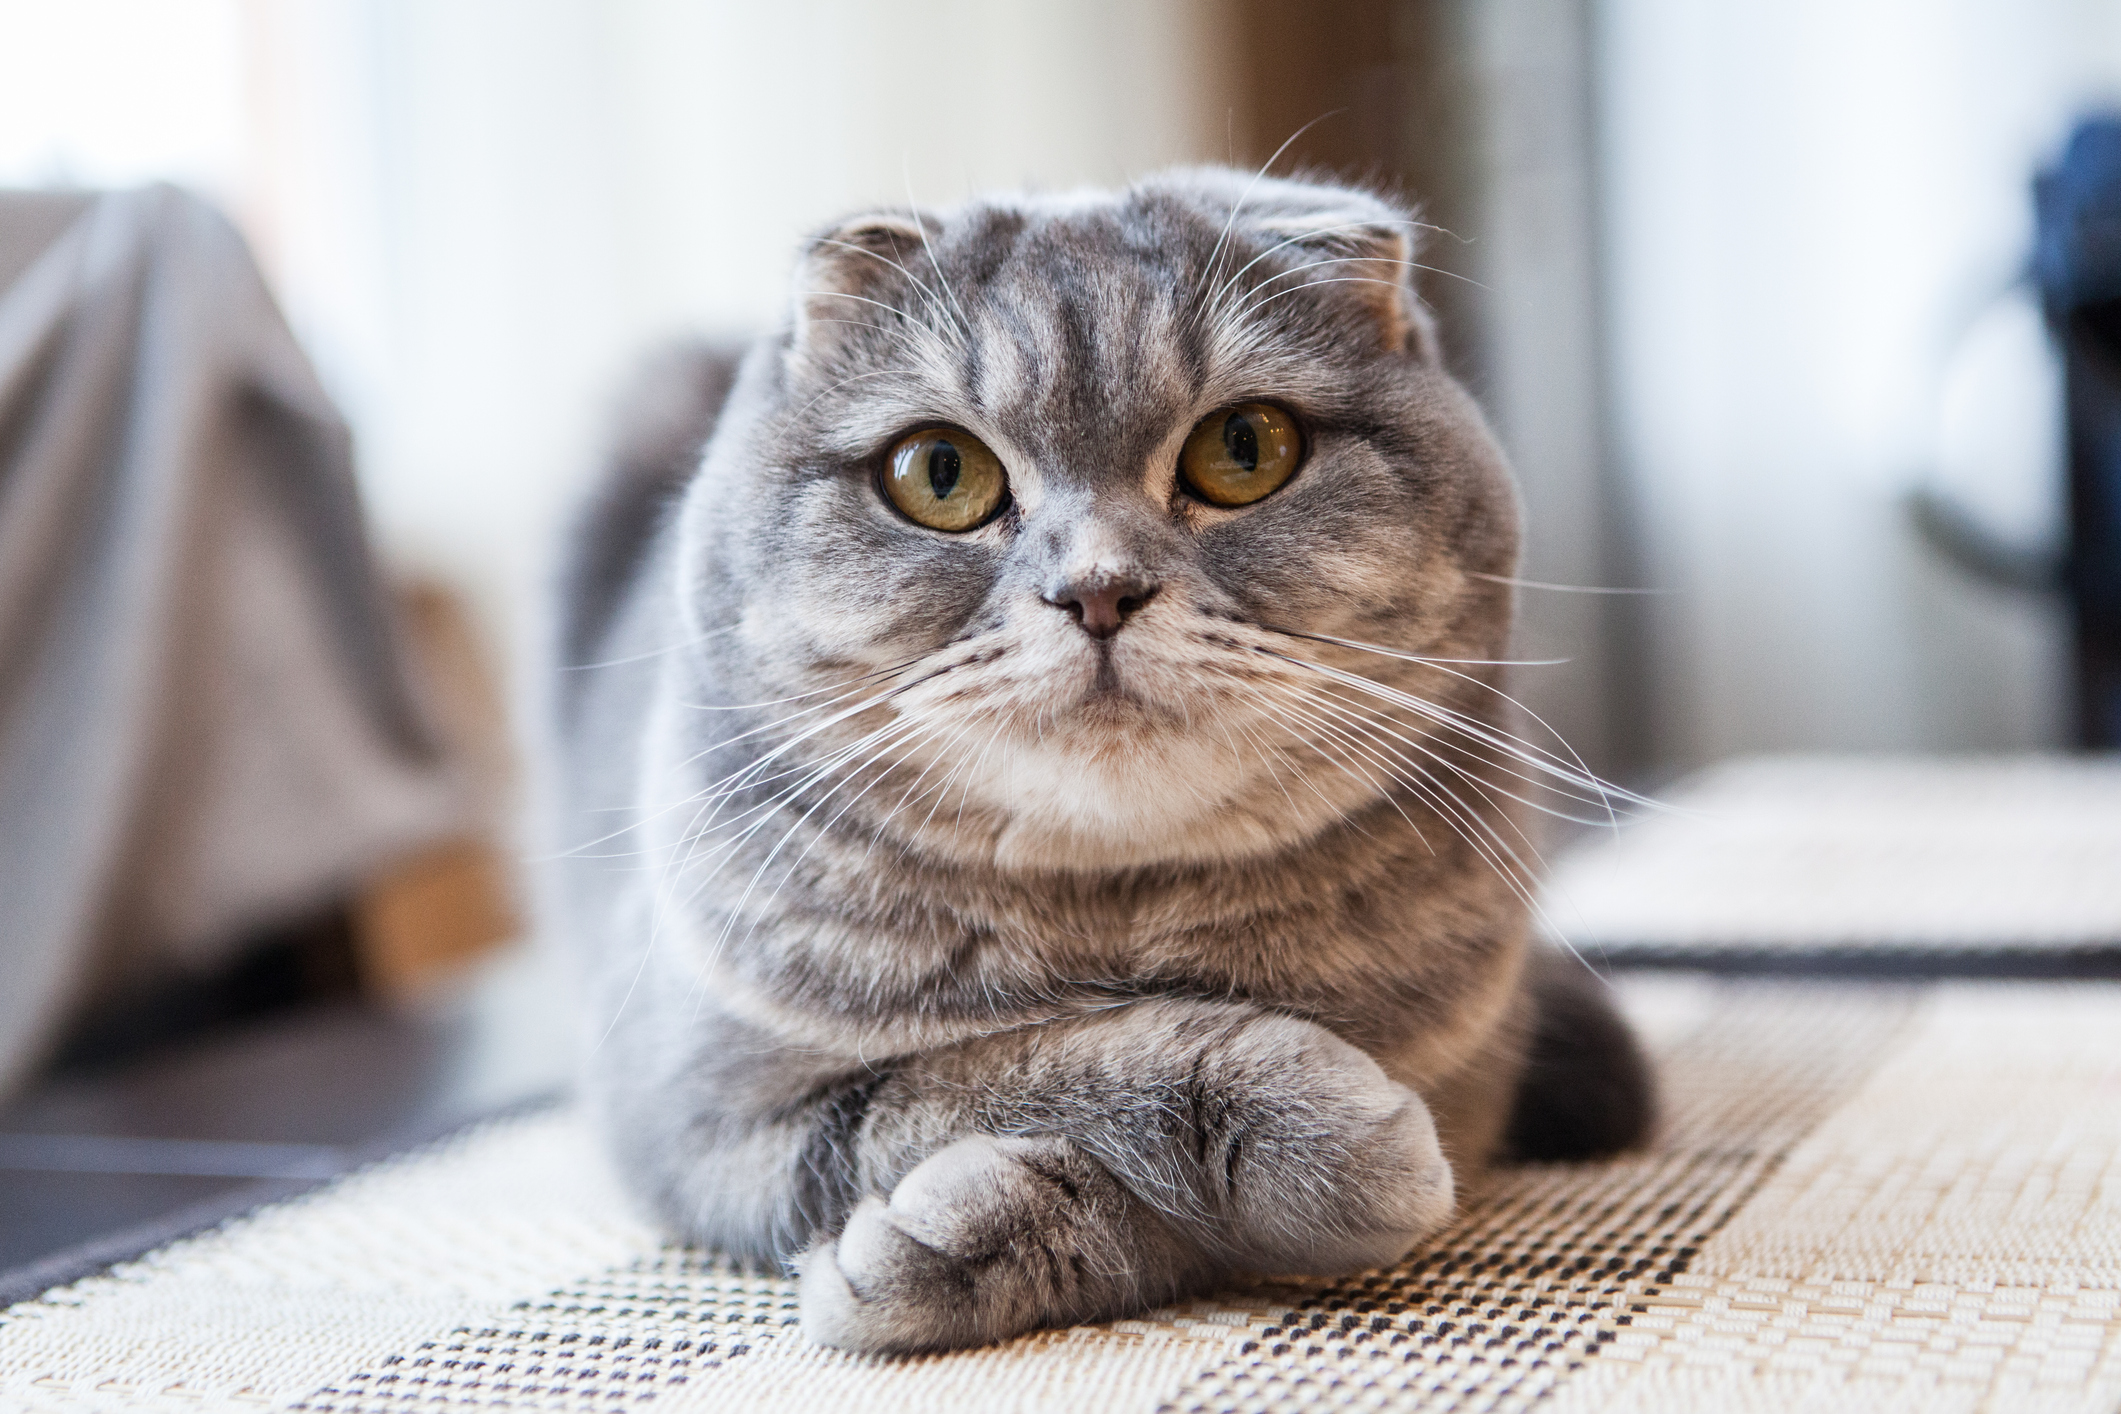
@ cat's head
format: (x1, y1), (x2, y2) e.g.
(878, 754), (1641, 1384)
(678, 168), (1519, 871)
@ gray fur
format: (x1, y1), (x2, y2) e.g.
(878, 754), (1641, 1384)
(537, 167), (1651, 1355)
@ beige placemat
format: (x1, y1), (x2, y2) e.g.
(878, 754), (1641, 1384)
(3, 977), (2118, 1412)
(1542, 754), (2121, 965)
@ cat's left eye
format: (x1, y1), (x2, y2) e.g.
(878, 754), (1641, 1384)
(1178, 403), (1303, 506)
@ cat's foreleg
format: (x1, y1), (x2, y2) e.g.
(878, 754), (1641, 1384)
(800, 997), (1453, 1352)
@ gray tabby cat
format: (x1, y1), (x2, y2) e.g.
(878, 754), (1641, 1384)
(540, 167), (1652, 1355)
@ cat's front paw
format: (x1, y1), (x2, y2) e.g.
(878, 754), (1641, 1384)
(1200, 1014), (1456, 1276)
(798, 1134), (1168, 1354)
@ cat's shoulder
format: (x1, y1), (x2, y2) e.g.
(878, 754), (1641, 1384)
(556, 339), (746, 672)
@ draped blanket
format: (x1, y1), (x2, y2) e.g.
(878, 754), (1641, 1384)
(0, 186), (464, 1092)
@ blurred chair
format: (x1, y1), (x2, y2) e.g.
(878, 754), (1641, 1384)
(1913, 114), (2121, 747)
(0, 186), (502, 1095)
(2037, 117), (2121, 748)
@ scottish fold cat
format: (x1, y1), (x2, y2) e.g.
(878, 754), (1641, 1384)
(540, 167), (1652, 1354)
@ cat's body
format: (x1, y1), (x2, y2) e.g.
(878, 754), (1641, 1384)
(540, 168), (1651, 1354)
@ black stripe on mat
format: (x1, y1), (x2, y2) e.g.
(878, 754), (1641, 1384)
(1598, 946), (2121, 980)
(1156, 982), (1924, 1414)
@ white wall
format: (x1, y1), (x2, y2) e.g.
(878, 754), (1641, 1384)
(0, 1), (246, 194)
(4, 0), (1234, 661)
(1597, 0), (2121, 766)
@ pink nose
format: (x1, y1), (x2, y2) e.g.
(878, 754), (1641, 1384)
(1045, 578), (1159, 639)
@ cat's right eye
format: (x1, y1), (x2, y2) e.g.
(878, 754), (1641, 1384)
(882, 428), (1009, 532)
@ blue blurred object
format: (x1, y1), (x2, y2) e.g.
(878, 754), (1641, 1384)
(2034, 115), (2121, 746)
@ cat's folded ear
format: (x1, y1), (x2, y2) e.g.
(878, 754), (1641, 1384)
(789, 211), (945, 372)
(1252, 214), (1439, 362)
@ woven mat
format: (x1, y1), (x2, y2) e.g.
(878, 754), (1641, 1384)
(3, 976), (2118, 1412)
(1542, 754), (2121, 969)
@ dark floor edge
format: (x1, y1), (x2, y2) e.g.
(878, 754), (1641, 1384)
(0, 1176), (317, 1310)
(1594, 947), (2121, 980)
(0, 1090), (564, 1313)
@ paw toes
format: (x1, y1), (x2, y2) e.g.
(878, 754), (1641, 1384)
(798, 1194), (981, 1354)
(796, 1136), (1134, 1354)
(794, 1231), (865, 1350)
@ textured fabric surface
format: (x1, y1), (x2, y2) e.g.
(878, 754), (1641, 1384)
(1542, 754), (2121, 957)
(0, 187), (463, 1091)
(4, 976), (2117, 1411)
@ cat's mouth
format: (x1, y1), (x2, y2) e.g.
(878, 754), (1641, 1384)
(1089, 641), (1126, 697)
(1072, 678), (1149, 720)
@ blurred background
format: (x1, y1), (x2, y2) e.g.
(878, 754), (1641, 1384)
(2, 0), (2118, 1278)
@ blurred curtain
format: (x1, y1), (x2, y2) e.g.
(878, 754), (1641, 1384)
(1229, 0), (1633, 784)
(0, 187), (465, 1092)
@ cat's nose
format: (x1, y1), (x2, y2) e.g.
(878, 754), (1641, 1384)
(1044, 573), (1160, 639)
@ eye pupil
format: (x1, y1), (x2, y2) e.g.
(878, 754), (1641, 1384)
(1221, 413), (1259, 472)
(927, 441), (962, 499)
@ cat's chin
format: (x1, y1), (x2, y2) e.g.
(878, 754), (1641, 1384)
(936, 710), (1375, 873)
(985, 810), (1319, 872)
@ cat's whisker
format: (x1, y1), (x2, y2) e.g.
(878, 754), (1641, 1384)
(674, 713), (932, 929)
(947, 703), (1020, 837)
(679, 706), (919, 853)
(1468, 570), (1664, 595)
(560, 623), (738, 672)
(815, 235), (961, 342)
(1279, 682), (1551, 880)
(671, 640), (993, 808)
(898, 168), (979, 350)
(1234, 715), (1317, 836)
(710, 713), (943, 931)
(1224, 641), (1582, 862)
(798, 287), (962, 370)
(1294, 676), (1637, 826)
(806, 707), (969, 863)
(1253, 697), (1428, 851)
(860, 714), (984, 862)
(1201, 220), (1400, 324)
(540, 664), (927, 862)
(1255, 676), (1543, 871)
(1347, 653), (1633, 830)
(589, 663), (923, 842)
(1208, 713), (1302, 829)
(793, 363), (904, 421)
(1255, 678), (1567, 942)
(590, 709), (899, 1050)
(862, 710), (1000, 864)
(679, 654), (925, 717)
(1261, 623), (1571, 671)
(1281, 654), (1616, 815)
(648, 682), (917, 860)
(1237, 693), (1392, 843)
(1252, 634), (1651, 818)
(1269, 665), (1626, 926)
(663, 690), (923, 855)
(913, 706), (1008, 840)
(721, 712), (954, 960)
(1189, 112), (1345, 326)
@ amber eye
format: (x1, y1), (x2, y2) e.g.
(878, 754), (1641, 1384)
(1178, 403), (1303, 506)
(882, 427), (1009, 531)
